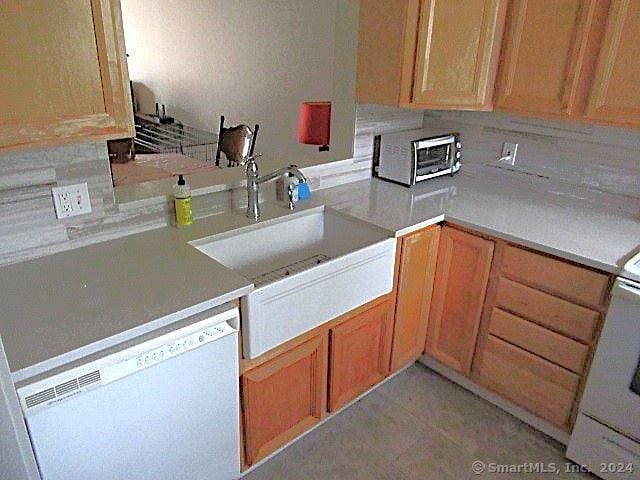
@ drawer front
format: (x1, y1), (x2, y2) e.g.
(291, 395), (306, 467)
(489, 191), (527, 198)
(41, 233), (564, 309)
(477, 335), (580, 428)
(489, 307), (589, 373)
(567, 414), (640, 480)
(495, 277), (599, 343)
(501, 245), (609, 307)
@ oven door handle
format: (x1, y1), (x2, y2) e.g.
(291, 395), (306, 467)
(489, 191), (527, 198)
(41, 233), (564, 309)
(613, 278), (640, 303)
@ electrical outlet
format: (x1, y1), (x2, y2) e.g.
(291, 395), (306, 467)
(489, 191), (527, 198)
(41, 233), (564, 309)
(52, 183), (92, 219)
(499, 142), (518, 165)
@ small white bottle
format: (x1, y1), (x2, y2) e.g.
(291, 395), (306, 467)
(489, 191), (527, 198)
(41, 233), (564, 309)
(173, 175), (193, 227)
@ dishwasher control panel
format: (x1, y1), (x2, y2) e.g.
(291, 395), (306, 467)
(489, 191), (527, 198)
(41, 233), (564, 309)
(127, 323), (235, 372)
(17, 308), (239, 414)
(104, 322), (236, 384)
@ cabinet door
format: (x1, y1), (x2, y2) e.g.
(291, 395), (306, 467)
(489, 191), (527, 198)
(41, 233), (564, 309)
(328, 300), (394, 412)
(0, 0), (134, 151)
(356, 0), (419, 106)
(425, 227), (494, 374)
(390, 226), (440, 372)
(585, 0), (640, 126)
(495, 0), (609, 116)
(412, 0), (507, 109)
(241, 334), (327, 467)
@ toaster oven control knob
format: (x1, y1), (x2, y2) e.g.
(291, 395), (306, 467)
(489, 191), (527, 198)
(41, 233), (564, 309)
(456, 141), (461, 149)
(455, 151), (461, 159)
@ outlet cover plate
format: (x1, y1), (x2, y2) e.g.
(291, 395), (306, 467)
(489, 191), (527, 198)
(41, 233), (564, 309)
(52, 183), (92, 219)
(500, 142), (518, 165)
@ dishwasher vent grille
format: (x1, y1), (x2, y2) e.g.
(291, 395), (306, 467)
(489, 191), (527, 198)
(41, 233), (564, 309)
(24, 370), (102, 409)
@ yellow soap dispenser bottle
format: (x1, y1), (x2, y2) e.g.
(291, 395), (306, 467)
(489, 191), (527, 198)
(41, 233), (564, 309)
(173, 174), (193, 227)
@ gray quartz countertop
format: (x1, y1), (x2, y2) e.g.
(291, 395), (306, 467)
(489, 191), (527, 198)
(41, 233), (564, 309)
(313, 165), (640, 274)
(1, 165), (638, 376)
(0, 203), (302, 376)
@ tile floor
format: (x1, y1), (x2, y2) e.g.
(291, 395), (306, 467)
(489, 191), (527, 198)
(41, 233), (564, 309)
(244, 363), (594, 479)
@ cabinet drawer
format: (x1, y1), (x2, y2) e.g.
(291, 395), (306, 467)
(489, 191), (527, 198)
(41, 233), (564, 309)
(477, 335), (580, 428)
(501, 245), (609, 307)
(489, 307), (589, 373)
(495, 277), (599, 343)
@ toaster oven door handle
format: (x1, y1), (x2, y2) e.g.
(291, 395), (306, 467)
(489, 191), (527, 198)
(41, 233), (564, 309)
(414, 135), (456, 150)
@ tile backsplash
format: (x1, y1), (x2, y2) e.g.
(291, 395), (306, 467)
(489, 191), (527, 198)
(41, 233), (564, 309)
(1, 105), (637, 267)
(0, 105), (420, 266)
(422, 110), (640, 203)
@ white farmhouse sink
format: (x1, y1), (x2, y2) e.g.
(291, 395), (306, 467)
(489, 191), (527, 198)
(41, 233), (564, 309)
(191, 206), (396, 358)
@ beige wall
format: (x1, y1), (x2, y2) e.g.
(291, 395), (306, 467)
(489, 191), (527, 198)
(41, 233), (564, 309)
(121, 0), (340, 164)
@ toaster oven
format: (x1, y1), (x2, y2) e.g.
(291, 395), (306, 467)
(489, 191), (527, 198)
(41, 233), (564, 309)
(373, 128), (461, 186)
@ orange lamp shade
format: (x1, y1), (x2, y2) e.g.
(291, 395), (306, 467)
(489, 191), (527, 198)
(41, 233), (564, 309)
(298, 101), (331, 147)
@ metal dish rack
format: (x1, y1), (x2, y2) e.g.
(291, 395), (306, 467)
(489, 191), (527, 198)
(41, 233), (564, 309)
(134, 116), (218, 164)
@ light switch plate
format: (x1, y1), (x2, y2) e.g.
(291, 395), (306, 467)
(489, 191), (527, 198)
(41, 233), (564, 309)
(52, 183), (92, 219)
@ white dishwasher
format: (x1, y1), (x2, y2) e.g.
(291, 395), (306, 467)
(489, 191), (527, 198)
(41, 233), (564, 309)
(15, 303), (241, 480)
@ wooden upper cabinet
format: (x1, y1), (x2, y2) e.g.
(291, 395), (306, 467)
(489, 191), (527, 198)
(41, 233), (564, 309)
(390, 226), (441, 372)
(412, 0), (507, 109)
(357, 0), (507, 110)
(425, 227), (494, 375)
(495, 0), (610, 117)
(585, 0), (640, 126)
(0, 0), (134, 152)
(496, 0), (610, 117)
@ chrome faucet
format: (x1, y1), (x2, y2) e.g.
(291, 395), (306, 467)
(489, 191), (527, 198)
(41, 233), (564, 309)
(245, 156), (308, 220)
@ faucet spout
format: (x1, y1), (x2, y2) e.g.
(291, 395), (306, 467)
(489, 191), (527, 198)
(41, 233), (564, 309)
(245, 158), (307, 220)
(256, 165), (307, 185)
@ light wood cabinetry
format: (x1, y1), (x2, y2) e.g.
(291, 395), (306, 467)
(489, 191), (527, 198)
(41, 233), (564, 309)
(487, 308), (589, 374)
(500, 245), (610, 308)
(477, 335), (581, 427)
(425, 226), (494, 374)
(585, 0), (640, 126)
(328, 300), (395, 412)
(240, 295), (397, 469)
(0, 0), (134, 152)
(472, 244), (611, 430)
(495, 0), (640, 128)
(390, 225), (440, 371)
(241, 334), (327, 467)
(357, 0), (507, 110)
(495, 0), (608, 117)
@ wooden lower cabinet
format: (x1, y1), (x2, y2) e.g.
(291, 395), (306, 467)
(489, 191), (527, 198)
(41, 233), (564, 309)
(475, 335), (581, 427)
(390, 225), (441, 372)
(425, 226), (494, 374)
(328, 300), (395, 412)
(241, 333), (328, 468)
(472, 243), (609, 431)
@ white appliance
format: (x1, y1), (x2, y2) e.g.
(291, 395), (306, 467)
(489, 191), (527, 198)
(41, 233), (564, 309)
(567, 251), (640, 479)
(15, 304), (241, 480)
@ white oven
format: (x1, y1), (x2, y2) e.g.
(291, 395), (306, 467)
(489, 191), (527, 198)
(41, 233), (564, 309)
(567, 252), (640, 480)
